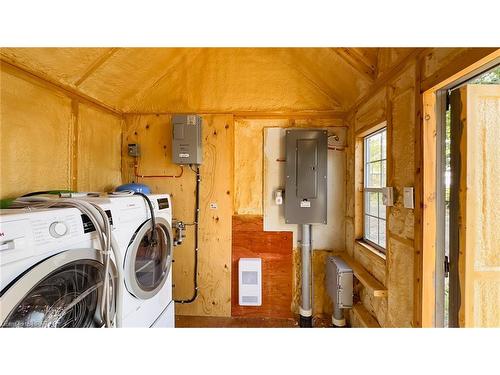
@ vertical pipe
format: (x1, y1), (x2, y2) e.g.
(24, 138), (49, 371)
(300, 224), (312, 327)
(333, 304), (345, 327)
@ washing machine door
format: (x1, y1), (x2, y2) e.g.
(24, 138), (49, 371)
(124, 216), (173, 299)
(0, 249), (114, 328)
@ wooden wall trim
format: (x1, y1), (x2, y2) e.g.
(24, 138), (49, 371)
(70, 100), (80, 191)
(347, 48), (427, 116)
(420, 48), (499, 93)
(74, 47), (118, 87)
(0, 57), (122, 116)
(331, 48), (376, 82)
(123, 110), (346, 119)
(413, 60), (424, 327)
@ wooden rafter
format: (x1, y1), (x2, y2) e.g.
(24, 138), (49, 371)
(331, 48), (377, 82)
(280, 50), (345, 109)
(0, 56), (122, 115)
(74, 47), (119, 87)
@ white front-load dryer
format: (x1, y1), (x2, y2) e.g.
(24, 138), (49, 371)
(82, 194), (174, 327)
(0, 207), (116, 328)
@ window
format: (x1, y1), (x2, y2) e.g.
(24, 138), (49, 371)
(363, 128), (387, 251)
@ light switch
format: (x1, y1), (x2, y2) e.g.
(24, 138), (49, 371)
(403, 187), (414, 209)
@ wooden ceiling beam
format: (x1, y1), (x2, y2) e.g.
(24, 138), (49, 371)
(0, 56), (122, 116)
(331, 48), (377, 82)
(74, 47), (119, 87)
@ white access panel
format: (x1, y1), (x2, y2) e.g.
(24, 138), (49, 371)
(238, 258), (262, 306)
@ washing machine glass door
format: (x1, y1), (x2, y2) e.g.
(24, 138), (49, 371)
(0, 249), (113, 328)
(124, 216), (173, 299)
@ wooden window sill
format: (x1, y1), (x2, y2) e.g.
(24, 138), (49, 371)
(334, 252), (388, 298)
(356, 239), (387, 262)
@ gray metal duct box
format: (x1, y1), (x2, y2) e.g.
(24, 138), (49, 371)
(284, 129), (328, 224)
(326, 256), (353, 309)
(172, 114), (203, 165)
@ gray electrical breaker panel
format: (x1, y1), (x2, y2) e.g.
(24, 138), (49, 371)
(284, 129), (328, 224)
(326, 256), (353, 309)
(172, 114), (203, 165)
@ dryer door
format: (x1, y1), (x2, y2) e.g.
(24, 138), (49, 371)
(124, 217), (173, 299)
(0, 249), (114, 328)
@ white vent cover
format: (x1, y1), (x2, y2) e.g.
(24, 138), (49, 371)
(238, 258), (262, 306)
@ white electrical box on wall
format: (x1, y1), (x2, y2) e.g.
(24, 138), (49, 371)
(404, 187), (414, 209)
(238, 258), (262, 306)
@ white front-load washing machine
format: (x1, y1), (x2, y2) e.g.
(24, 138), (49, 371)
(0, 207), (117, 328)
(110, 193), (174, 327)
(73, 193), (175, 327)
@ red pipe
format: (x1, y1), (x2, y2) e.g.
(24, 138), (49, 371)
(134, 161), (184, 179)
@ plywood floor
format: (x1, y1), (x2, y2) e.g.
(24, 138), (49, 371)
(175, 315), (332, 328)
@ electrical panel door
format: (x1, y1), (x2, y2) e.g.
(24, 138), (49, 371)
(284, 129), (328, 224)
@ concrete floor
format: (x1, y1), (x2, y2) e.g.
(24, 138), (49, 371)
(175, 315), (332, 328)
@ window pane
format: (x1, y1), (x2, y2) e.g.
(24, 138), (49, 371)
(367, 161), (382, 188)
(381, 130), (386, 159)
(365, 192), (379, 216)
(365, 215), (379, 244)
(379, 220), (386, 248)
(379, 192), (386, 219)
(367, 132), (382, 162)
(381, 160), (386, 187)
(363, 128), (387, 250)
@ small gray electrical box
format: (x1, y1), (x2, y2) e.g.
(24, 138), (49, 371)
(326, 256), (353, 309)
(284, 129), (328, 224)
(127, 143), (140, 157)
(172, 114), (202, 165)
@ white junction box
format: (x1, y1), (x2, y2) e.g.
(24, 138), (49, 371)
(238, 258), (262, 306)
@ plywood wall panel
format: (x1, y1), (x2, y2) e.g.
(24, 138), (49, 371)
(76, 103), (123, 192)
(1, 67), (72, 198)
(122, 114), (233, 317)
(233, 119), (289, 215)
(231, 215), (293, 319)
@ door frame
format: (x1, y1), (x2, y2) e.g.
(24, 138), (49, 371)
(421, 54), (500, 327)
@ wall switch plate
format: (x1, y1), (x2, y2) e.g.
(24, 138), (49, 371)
(403, 187), (414, 209)
(382, 187), (394, 206)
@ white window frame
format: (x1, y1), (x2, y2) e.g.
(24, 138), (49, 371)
(363, 128), (387, 252)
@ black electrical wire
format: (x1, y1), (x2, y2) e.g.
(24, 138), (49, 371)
(175, 164), (200, 304)
(134, 192), (157, 245)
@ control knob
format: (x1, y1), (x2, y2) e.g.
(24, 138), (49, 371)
(49, 222), (68, 238)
